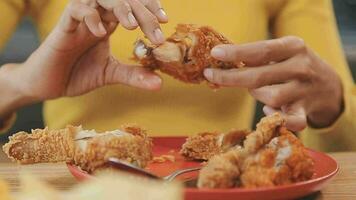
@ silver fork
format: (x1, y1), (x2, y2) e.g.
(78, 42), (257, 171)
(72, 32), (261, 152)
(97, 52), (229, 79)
(107, 157), (201, 182)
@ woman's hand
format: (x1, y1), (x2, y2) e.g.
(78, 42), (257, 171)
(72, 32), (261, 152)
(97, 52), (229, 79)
(6, 0), (166, 98)
(203, 36), (343, 131)
(0, 0), (167, 118)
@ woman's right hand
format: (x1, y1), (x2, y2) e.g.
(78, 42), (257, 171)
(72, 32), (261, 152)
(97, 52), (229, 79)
(0, 0), (167, 118)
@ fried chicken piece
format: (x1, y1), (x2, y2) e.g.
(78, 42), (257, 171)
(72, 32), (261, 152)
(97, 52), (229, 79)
(243, 112), (284, 154)
(134, 24), (243, 84)
(197, 147), (244, 188)
(180, 130), (250, 160)
(197, 113), (314, 189)
(241, 127), (314, 188)
(3, 125), (152, 173)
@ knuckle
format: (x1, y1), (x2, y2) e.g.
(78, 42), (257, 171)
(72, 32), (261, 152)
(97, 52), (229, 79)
(143, 14), (159, 26)
(297, 65), (313, 79)
(213, 72), (230, 85)
(267, 90), (283, 108)
(120, 0), (131, 11)
(261, 41), (274, 61)
(139, 0), (150, 6)
(251, 75), (264, 88)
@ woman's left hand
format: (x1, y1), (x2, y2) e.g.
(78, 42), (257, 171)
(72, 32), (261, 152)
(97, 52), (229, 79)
(203, 36), (343, 132)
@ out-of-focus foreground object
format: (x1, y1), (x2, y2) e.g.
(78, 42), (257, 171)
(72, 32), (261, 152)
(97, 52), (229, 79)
(16, 172), (182, 200)
(0, 177), (11, 200)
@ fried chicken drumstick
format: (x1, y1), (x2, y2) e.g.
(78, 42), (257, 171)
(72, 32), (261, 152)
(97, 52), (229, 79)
(3, 125), (152, 173)
(134, 24), (243, 83)
(197, 113), (314, 188)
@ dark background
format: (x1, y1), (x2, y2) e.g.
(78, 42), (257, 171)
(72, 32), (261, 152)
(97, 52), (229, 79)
(0, 0), (355, 139)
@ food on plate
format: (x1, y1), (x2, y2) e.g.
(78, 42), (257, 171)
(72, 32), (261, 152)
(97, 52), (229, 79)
(180, 130), (250, 160)
(152, 155), (176, 163)
(197, 113), (314, 188)
(16, 172), (182, 200)
(3, 125), (152, 173)
(133, 24), (244, 84)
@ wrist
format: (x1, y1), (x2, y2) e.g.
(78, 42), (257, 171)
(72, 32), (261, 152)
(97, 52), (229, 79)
(307, 89), (344, 129)
(0, 63), (37, 119)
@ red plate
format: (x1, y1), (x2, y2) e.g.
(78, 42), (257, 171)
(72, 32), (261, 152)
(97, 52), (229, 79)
(67, 137), (338, 200)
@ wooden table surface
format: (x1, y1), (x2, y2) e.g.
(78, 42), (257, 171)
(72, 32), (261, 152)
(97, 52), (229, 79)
(0, 150), (355, 200)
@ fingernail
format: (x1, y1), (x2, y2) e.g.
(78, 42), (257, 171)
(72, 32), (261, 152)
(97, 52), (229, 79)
(128, 12), (138, 27)
(211, 47), (226, 59)
(263, 106), (277, 115)
(98, 22), (107, 35)
(154, 28), (165, 44)
(157, 8), (168, 21)
(145, 76), (162, 89)
(204, 69), (213, 79)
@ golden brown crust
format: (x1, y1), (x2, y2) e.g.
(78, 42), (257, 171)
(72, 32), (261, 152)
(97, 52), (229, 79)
(197, 148), (243, 188)
(2, 126), (76, 164)
(240, 127), (314, 188)
(180, 132), (221, 160)
(197, 113), (315, 189)
(3, 125), (153, 173)
(180, 130), (250, 160)
(134, 24), (243, 84)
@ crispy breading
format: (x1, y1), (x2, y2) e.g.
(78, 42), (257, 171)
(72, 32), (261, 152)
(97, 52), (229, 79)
(3, 125), (153, 173)
(134, 24), (243, 84)
(243, 113), (284, 154)
(197, 113), (314, 189)
(241, 127), (314, 188)
(197, 148), (243, 188)
(180, 130), (250, 160)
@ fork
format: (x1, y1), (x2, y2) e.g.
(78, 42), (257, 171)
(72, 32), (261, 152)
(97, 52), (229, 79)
(107, 157), (201, 182)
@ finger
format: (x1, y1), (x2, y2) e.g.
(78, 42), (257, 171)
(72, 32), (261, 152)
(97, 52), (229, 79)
(105, 58), (162, 90)
(101, 10), (119, 22)
(128, 0), (165, 44)
(281, 102), (307, 132)
(263, 103), (307, 132)
(203, 56), (313, 88)
(80, 0), (98, 8)
(60, 1), (107, 37)
(211, 36), (306, 66)
(106, 22), (119, 35)
(113, 0), (139, 30)
(139, 0), (168, 23)
(249, 81), (307, 108)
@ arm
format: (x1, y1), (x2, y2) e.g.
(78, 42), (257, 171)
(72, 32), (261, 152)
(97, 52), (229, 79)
(0, 0), (167, 132)
(272, 0), (356, 151)
(203, 0), (355, 151)
(0, 0), (25, 132)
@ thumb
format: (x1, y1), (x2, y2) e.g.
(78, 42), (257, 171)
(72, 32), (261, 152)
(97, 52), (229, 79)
(104, 59), (162, 91)
(263, 101), (307, 132)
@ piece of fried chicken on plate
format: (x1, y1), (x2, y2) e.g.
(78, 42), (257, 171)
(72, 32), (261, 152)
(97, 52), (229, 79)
(197, 113), (314, 188)
(3, 125), (152, 173)
(134, 24), (244, 84)
(180, 129), (250, 160)
(240, 127), (314, 188)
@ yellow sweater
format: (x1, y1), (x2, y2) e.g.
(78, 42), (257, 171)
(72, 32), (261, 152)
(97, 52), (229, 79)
(1, 0), (355, 151)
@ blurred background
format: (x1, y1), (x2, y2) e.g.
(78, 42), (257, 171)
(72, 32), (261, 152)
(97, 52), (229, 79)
(0, 0), (355, 139)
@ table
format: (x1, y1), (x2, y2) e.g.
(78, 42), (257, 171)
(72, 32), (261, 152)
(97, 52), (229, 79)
(0, 150), (355, 200)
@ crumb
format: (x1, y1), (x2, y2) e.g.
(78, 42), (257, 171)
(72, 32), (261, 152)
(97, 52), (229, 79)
(152, 155), (176, 163)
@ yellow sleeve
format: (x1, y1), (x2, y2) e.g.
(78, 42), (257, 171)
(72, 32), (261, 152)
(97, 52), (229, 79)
(0, 0), (24, 51)
(272, 0), (356, 151)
